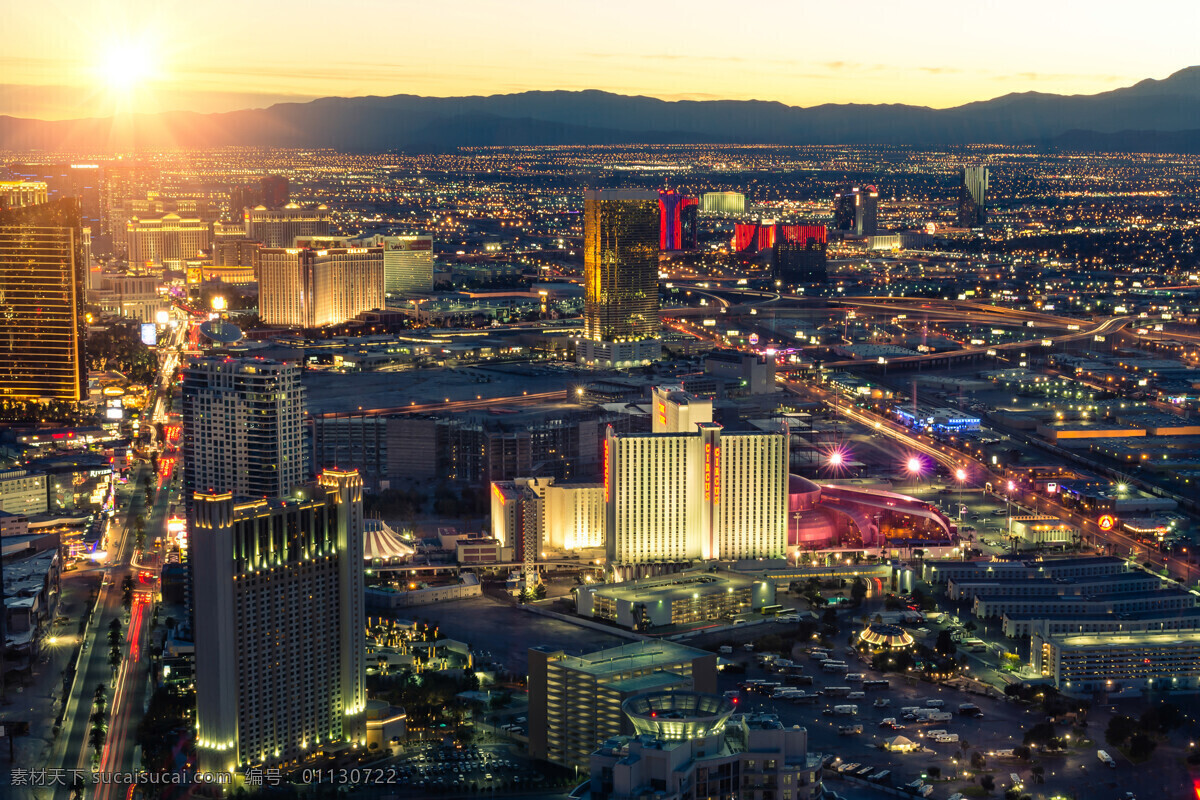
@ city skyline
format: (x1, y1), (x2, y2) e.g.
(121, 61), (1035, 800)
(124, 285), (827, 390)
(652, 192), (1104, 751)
(3, 0), (1198, 119)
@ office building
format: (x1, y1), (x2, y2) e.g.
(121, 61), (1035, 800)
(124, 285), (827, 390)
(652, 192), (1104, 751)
(1032, 629), (1200, 694)
(589, 695), (823, 800)
(257, 237), (384, 327)
(773, 224), (827, 285)
(658, 190), (698, 251)
(245, 203), (331, 248)
(0, 180), (48, 209)
(528, 641), (718, 768)
(181, 357), (307, 518)
(704, 350), (777, 395)
(579, 190), (661, 368)
(357, 235), (434, 294)
(833, 185), (878, 236)
(192, 468), (366, 771)
(700, 191), (746, 216)
(0, 199), (86, 402)
(957, 166), (989, 228)
(127, 213), (212, 267)
(606, 419), (789, 565)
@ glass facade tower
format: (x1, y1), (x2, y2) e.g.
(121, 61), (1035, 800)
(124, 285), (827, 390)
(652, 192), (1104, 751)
(583, 190), (660, 343)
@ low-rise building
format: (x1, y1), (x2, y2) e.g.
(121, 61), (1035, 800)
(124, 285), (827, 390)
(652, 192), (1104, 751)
(922, 555), (1128, 585)
(973, 588), (1196, 619)
(1032, 629), (1200, 694)
(576, 572), (774, 630)
(1004, 607), (1200, 638)
(948, 571), (1162, 602)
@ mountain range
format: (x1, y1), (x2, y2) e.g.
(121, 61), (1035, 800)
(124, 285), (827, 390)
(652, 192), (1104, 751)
(6, 67), (1200, 152)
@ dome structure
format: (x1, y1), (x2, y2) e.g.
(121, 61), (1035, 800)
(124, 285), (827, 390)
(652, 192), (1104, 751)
(858, 623), (915, 650)
(622, 691), (735, 741)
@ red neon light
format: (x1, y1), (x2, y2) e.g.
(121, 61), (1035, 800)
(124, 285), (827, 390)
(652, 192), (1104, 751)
(604, 438), (610, 502)
(704, 443), (712, 501)
(491, 484), (506, 506)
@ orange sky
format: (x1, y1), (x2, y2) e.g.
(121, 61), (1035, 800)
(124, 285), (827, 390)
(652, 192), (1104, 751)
(2, 0), (1197, 119)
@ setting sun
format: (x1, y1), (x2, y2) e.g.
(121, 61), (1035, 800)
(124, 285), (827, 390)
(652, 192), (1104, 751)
(96, 43), (155, 92)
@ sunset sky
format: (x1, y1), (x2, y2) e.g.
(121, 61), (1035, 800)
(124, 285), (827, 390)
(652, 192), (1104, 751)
(3, 0), (1198, 120)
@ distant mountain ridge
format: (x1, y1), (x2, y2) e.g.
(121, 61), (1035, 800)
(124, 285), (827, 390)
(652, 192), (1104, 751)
(5, 67), (1200, 152)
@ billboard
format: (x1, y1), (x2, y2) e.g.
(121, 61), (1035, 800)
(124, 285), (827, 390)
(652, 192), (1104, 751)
(140, 323), (157, 346)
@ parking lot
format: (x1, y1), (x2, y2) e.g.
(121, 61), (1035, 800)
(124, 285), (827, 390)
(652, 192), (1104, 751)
(382, 742), (555, 795)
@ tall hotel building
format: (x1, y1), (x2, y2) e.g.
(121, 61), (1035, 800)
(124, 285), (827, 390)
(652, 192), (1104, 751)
(126, 213), (212, 267)
(700, 191), (746, 216)
(658, 190), (698, 251)
(245, 203), (331, 248)
(192, 468), (367, 771)
(355, 234), (434, 294)
(833, 185), (878, 237)
(0, 199), (86, 401)
(257, 237), (384, 327)
(578, 190), (662, 368)
(610, 386), (786, 566)
(957, 166), (989, 228)
(181, 357), (307, 518)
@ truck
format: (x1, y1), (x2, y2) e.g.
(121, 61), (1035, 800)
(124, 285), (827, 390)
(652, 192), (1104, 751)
(1098, 750), (1116, 768)
(924, 699), (945, 708)
(832, 705), (859, 716)
(838, 724), (864, 735)
(822, 661), (850, 673)
(873, 697), (890, 708)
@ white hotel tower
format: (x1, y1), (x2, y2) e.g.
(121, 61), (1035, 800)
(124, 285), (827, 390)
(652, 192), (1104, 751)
(605, 387), (788, 568)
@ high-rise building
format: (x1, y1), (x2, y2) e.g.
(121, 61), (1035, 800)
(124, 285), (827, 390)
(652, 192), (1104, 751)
(212, 222), (254, 267)
(773, 224), (828, 285)
(356, 235), (434, 294)
(658, 190), (699, 251)
(833, 185), (878, 236)
(228, 175), (290, 222)
(181, 357), (307, 518)
(605, 419), (789, 565)
(651, 384), (712, 433)
(958, 166), (989, 228)
(733, 220), (776, 255)
(579, 190), (661, 368)
(192, 468), (366, 772)
(257, 237), (384, 327)
(259, 175), (289, 209)
(700, 191), (746, 216)
(126, 213), (212, 267)
(0, 199), (86, 402)
(245, 203), (331, 248)
(528, 641), (718, 768)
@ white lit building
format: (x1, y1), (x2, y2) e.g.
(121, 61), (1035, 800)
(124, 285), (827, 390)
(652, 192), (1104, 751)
(356, 235), (434, 294)
(606, 421), (788, 566)
(700, 191), (746, 216)
(257, 238), (384, 327)
(192, 469), (366, 771)
(127, 213), (211, 268)
(651, 385), (712, 433)
(490, 477), (605, 553)
(1033, 629), (1200, 694)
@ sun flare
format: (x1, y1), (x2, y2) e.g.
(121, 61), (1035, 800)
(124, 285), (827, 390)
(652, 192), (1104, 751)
(97, 43), (155, 92)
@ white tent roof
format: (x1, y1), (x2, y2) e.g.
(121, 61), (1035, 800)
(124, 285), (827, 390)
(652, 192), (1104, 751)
(364, 520), (414, 561)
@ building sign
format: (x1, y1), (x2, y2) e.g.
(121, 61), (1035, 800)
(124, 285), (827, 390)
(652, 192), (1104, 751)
(1097, 514), (1117, 531)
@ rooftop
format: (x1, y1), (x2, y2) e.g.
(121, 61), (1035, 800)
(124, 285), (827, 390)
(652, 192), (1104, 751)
(535, 640), (709, 677)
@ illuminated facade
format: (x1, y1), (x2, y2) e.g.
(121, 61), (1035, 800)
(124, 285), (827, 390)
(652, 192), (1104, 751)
(579, 190), (661, 368)
(245, 203), (331, 248)
(126, 213), (211, 267)
(0, 199), (86, 402)
(700, 191), (746, 216)
(658, 190), (698, 251)
(0, 180), (48, 209)
(651, 385), (713, 433)
(773, 224), (828, 285)
(257, 238), (384, 327)
(1032, 629), (1200, 694)
(833, 185), (878, 236)
(357, 234), (434, 294)
(490, 477), (605, 553)
(192, 469), (366, 771)
(957, 166), (989, 228)
(181, 357), (307, 519)
(605, 422), (789, 566)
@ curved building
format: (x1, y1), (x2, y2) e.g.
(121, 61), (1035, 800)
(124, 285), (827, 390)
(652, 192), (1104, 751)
(788, 475), (957, 550)
(622, 691), (735, 741)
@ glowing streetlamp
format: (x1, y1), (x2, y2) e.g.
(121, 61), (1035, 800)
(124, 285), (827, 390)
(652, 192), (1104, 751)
(955, 468), (967, 519)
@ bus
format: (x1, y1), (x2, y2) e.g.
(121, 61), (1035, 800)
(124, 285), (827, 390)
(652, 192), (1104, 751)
(863, 679), (891, 690)
(760, 604), (785, 616)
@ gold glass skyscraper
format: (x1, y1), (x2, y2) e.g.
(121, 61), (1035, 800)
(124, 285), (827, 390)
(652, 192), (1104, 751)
(579, 190), (662, 367)
(0, 199), (85, 402)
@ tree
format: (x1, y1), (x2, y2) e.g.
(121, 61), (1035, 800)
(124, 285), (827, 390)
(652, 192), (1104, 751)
(108, 618), (122, 647)
(1140, 702), (1184, 735)
(980, 774), (995, 793)
(1128, 733), (1157, 761)
(532, 582), (547, 600)
(1004, 790), (1020, 800)
(936, 629), (957, 657)
(850, 579), (867, 605)
(1030, 764), (1045, 784)
(1106, 714), (1139, 747)
(926, 766), (941, 779)
(970, 751), (987, 770)
(1013, 745), (1031, 760)
(1023, 721), (1057, 747)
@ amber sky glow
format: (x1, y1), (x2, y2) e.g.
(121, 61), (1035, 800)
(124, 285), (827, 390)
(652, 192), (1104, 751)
(3, 0), (1198, 120)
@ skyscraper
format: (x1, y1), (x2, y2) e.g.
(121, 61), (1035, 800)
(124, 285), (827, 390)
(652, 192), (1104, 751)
(579, 189), (661, 368)
(773, 224), (828, 285)
(257, 237), (384, 327)
(658, 190), (699, 251)
(833, 185), (878, 236)
(192, 468), (366, 772)
(181, 357), (307, 518)
(358, 234), (434, 294)
(0, 199), (86, 402)
(228, 175), (290, 221)
(958, 166), (989, 228)
(244, 203), (331, 247)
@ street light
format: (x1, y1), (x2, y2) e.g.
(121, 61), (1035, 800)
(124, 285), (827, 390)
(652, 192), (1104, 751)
(955, 468), (967, 520)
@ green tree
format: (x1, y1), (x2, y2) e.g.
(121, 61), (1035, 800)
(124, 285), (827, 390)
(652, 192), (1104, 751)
(107, 618), (122, 647)
(1129, 733), (1157, 761)
(1023, 721), (1057, 747)
(970, 751), (986, 770)
(850, 579), (867, 605)
(935, 629), (956, 657)
(1106, 714), (1139, 747)
(980, 774), (995, 793)
(1139, 702), (1184, 735)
